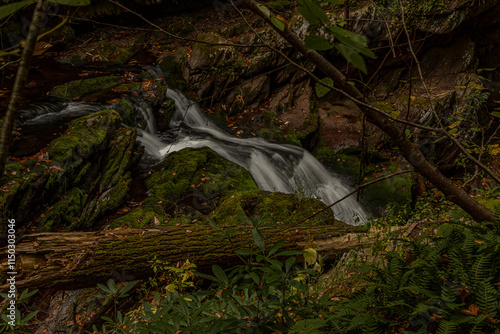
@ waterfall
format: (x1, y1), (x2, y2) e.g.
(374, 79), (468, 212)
(137, 89), (369, 225)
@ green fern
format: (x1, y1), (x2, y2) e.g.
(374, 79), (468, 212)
(289, 318), (327, 334)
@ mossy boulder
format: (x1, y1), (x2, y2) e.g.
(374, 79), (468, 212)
(314, 146), (412, 213)
(66, 126), (140, 230)
(48, 110), (121, 172)
(158, 54), (188, 91)
(111, 147), (258, 228)
(110, 148), (340, 229)
(149, 148), (258, 199)
(39, 188), (88, 231)
(0, 161), (40, 225)
(1, 110), (142, 231)
(50, 76), (121, 100)
(114, 99), (135, 126)
(450, 196), (500, 221)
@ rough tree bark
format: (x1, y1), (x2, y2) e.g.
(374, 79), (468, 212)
(0, 0), (46, 180)
(240, 0), (495, 222)
(0, 224), (406, 292)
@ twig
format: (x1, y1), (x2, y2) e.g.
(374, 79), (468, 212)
(0, 60), (20, 71)
(67, 16), (161, 32)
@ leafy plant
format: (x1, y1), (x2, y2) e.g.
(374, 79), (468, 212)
(99, 221), (330, 333)
(0, 288), (39, 333)
(324, 219), (500, 333)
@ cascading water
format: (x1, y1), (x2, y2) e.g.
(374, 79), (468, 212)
(137, 89), (369, 225)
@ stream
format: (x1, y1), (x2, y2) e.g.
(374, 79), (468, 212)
(136, 89), (369, 225)
(17, 87), (370, 225)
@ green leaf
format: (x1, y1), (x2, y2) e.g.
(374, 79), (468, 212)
(304, 34), (333, 50)
(0, 0), (36, 20)
(0, 50), (20, 57)
(97, 283), (111, 294)
(48, 0), (91, 6)
(285, 256), (296, 273)
(212, 265), (228, 285)
(329, 26), (376, 58)
(210, 320), (224, 334)
(303, 248), (317, 266)
(270, 17), (285, 31)
(276, 250), (304, 256)
(268, 239), (286, 256)
(297, 0), (328, 25)
(315, 77), (333, 97)
(252, 228), (265, 252)
(335, 44), (368, 74)
(266, 273), (282, 284)
(118, 280), (139, 297)
(249, 272), (260, 284)
(492, 112), (500, 118)
(107, 279), (117, 294)
(256, 3), (271, 18)
(235, 249), (258, 256)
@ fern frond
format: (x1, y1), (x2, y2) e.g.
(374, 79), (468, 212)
(289, 318), (327, 334)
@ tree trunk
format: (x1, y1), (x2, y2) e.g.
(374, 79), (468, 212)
(240, 0), (495, 222)
(0, 224), (404, 292)
(0, 0), (45, 180)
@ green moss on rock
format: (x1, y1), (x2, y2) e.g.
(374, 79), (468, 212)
(314, 146), (361, 177)
(48, 109), (121, 171)
(50, 76), (120, 100)
(110, 147), (340, 228)
(39, 188), (88, 231)
(115, 99), (135, 126)
(158, 54), (187, 91)
(256, 128), (302, 147)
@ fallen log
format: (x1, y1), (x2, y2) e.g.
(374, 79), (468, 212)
(0, 223), (405, 292)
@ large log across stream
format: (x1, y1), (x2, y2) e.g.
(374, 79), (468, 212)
(0, 224), (407, 292)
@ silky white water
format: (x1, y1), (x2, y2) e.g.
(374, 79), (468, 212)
(137, 89), (369, 225)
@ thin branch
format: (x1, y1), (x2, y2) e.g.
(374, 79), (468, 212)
(0, 60), (20, 71)
(66, 16), (161, 32)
